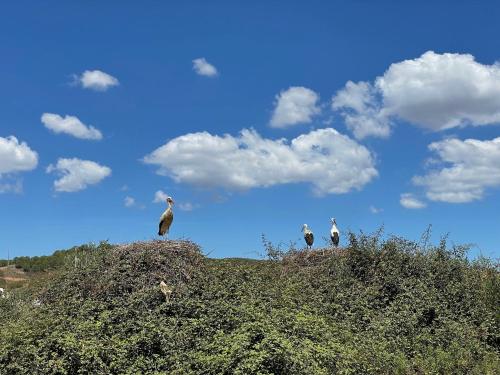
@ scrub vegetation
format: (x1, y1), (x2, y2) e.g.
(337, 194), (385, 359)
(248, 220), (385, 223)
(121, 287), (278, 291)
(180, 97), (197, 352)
(0, 232), (499, 374)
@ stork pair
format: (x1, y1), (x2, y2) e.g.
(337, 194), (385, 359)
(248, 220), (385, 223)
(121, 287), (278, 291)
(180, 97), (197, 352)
(302, 218), (339, 249)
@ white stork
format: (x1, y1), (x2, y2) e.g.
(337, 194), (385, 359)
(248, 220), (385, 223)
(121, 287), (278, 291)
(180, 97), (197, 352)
(330, 218), (340, 247)
(159, 281), (173, 302)
(0, 287), (4, 298)
(158, 196), (174, 239)
(302, 224), (314, 249)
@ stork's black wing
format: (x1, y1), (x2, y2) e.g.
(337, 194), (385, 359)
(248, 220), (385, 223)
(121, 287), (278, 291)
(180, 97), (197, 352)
(331, 232), (339, 247)
(305, 232), (314, 247)
(158, 220), (164, 236)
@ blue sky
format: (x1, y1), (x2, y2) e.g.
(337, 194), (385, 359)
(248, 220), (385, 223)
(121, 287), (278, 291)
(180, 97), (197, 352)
(1, 1), (499, 259)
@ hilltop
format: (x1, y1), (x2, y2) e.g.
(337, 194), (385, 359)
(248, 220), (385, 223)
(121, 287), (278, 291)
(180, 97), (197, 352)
(0, 234), (499, 374)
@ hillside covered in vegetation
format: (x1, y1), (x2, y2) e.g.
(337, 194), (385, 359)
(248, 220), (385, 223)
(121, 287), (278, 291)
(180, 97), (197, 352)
(0, 233), (499, 374)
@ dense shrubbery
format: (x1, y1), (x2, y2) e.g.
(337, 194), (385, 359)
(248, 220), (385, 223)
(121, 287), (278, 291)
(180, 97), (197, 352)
(0, 234), (498, 374)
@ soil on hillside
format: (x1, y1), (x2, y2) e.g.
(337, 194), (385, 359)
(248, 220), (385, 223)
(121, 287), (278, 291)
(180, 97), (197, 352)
(0, 265), (29, 288)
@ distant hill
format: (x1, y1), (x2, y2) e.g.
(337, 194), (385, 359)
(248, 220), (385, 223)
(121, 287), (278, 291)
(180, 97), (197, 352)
(0, 242), (111, 274)
(0, 235), (499, 374)
(0, 242), (111, 290)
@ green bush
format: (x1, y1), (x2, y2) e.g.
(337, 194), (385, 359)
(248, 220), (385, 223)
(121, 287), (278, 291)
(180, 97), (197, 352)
(0, 234), (498, 374)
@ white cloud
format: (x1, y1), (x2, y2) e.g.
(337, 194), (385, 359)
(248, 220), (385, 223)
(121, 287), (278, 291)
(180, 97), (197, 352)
(400, 193), (427, 209)
(332, 81), (391, 139)
(124, 196), (135, 207)
(0, 136), (37, 195)
(77, 70), (119, 91)
(153, 190), (194, 210)
(0, 136), (38, 175)
(143, 128), (377, 196)
(369, 205), (383, 214)
(0, 180), (23, 194)
(332, 51), (500, 139)
(41, 113), (103, 140)
(124, 195), (145, 209)
(153, 190), (169, 203)
(192, 58), (218, 77)
(270, 87), (321, 128)
(47, 158), (111, 192)
(179, 202), (196, 211)
(413, 137), (500, 203)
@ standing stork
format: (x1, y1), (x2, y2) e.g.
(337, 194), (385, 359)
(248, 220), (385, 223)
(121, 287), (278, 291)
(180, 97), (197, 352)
(158, 196), (174, 239)
(302, 224), (314, 249)
(159, 281), (173, 302)
(330, 218), (340, 247)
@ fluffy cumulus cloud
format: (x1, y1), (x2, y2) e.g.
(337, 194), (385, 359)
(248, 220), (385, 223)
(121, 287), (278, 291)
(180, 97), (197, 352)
(0, 136), (38, 175)
(41, 113), (103, 140)
(143, 128), (377, 196)
(413, 137), (500, 203)
(332, 51), (500, 139)
(46, 158), (111, 192)
(76, 70), (119, 91)
(153, 190), (169, 203)
(400, 193), (427, 209)
(270, 87), (321, 128)
(332, 81), (391, 139)
(192, 58), (218, 77)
